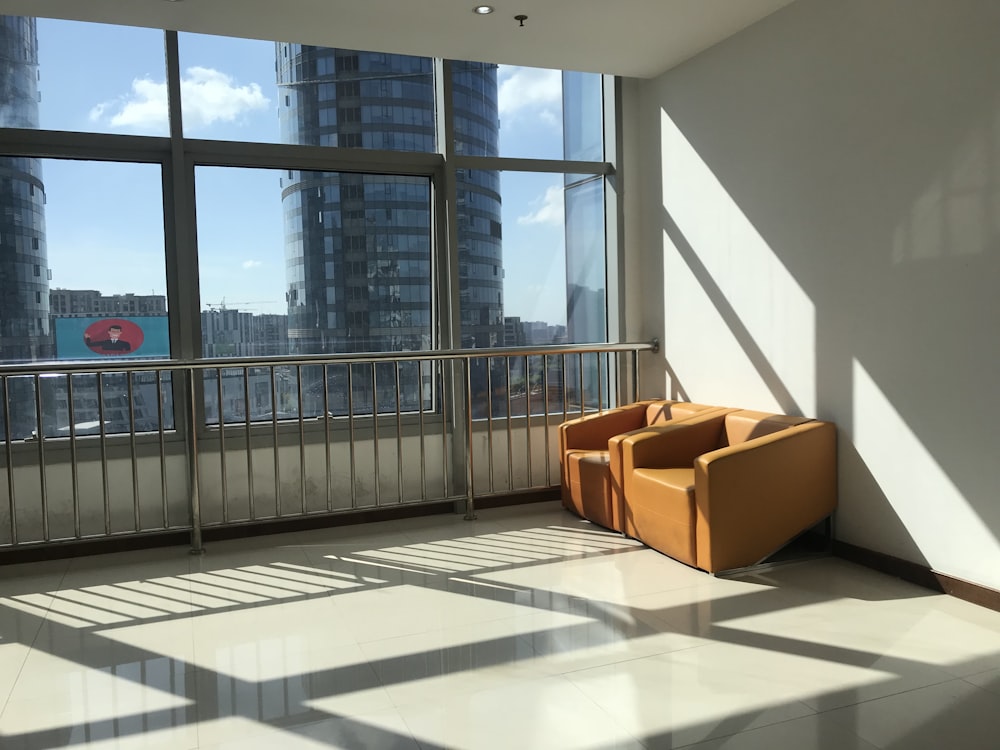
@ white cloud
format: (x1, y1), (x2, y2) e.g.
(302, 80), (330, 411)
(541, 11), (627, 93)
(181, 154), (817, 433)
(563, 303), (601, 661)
(497, 66), (561, 124)
(517, 185), (564, 226)
(242, 260), (263, 270)
(89, 67), (270, 132)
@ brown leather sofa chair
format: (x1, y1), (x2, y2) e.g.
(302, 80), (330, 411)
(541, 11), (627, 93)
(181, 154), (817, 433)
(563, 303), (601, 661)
(559, 400), (718, 532)
(620, 409), (837, 573)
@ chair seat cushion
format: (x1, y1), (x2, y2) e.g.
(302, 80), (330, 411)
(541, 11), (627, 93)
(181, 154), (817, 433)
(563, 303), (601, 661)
(626, 467), (698, 566)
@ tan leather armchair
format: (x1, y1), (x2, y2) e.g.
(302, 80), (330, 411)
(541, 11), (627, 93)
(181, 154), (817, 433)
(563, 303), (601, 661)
(621, 409), (837, 573)
(558, 400), (717, 532)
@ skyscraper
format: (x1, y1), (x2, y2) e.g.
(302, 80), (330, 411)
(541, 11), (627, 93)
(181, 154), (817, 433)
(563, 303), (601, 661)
(275, 48), (503, 359)
(0, 16), (50, 363)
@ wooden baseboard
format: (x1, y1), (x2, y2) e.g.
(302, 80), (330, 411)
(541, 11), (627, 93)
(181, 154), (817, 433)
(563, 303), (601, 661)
(833, 540), (1000, 613)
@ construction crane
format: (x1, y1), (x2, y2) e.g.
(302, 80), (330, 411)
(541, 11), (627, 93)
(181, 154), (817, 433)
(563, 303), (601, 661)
(203, 298), (276, 312)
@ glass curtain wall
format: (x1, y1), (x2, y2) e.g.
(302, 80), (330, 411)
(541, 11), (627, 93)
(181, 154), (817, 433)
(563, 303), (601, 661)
(0, 15), (615, 434)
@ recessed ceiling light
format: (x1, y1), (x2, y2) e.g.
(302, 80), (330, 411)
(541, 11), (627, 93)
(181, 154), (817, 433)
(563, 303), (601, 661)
(473, 5), (494, 14)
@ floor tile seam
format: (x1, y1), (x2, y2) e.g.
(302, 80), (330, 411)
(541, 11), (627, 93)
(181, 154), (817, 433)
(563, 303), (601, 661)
(0, 649), (31, 728)
(349, 609), (550, 652)
(555, 642), (715, 678)
(958, 672), (1000, 696)
(0, 567), (66, 722)
(295, 707), (422, 750)
(387, 671), (640, 745)
(807, 672), (972, 714)
(665, 703), (871, 750)
(396, 705), (458, 750)
(554, 671), (654, 749)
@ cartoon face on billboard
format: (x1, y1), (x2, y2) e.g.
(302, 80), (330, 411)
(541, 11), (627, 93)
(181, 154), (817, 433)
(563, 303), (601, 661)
(83, 318), (146, 356)
(54, 316), (168, 360)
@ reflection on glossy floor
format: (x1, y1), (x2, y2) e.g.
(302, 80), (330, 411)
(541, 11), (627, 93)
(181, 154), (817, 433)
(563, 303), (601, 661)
(1, 502), (999, 749)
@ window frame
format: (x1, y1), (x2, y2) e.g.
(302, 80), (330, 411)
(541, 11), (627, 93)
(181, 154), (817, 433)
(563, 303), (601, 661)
(0, 21), (620, 438)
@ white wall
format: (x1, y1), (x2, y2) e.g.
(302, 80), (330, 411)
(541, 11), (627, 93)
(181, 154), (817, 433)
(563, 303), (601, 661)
(631, 0), (1000, 590)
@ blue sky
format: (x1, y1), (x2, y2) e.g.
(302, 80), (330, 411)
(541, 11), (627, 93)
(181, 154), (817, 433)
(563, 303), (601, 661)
(35, 18), (584, 327)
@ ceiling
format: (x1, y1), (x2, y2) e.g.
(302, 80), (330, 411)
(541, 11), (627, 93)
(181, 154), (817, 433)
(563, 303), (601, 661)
(0, 0), (796, 78)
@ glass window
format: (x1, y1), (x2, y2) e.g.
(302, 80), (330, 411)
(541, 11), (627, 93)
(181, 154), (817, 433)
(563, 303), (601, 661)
(0, 158), (168, 365)
(0, 16), (614, 433)
(0, 157), (171, 438)
(563, 71), (605, 162)
(565, 175), (607, 344)
(12, 17), (169, 136)
(196, 166), (432, 423)
(179, 34), (435, 151)
(452, 62), (603, 161)
(458, 170), (608, 348)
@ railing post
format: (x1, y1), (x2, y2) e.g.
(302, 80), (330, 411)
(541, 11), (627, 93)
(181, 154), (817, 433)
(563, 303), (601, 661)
(464, 358), (476, 520)
(187, 367), (204, 554)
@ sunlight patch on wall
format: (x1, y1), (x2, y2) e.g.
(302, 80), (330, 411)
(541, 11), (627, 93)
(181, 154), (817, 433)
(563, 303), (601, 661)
(892, 119), (997, 263)
(659, 109), (815, 414)
(852, 359), (1000, 589)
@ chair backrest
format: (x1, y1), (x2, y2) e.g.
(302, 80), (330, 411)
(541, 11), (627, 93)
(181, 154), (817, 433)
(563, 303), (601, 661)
(721, 410), (812, 447)
(645, 401), (710, 426)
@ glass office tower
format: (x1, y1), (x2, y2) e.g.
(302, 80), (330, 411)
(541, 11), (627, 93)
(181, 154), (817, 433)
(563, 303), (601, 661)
(0, 16), (50, 364)
(563, 71), (607, 407)
(276, 48), (503, 359)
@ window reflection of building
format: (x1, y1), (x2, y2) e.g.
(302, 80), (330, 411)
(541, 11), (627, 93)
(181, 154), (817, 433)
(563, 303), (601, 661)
(563, 72), (608, 408)
(276, 49), (503, 416)
(0, 16), (51, 365)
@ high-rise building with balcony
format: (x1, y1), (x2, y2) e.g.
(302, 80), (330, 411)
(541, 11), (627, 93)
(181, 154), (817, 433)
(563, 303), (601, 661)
(0, 16), (50, 363)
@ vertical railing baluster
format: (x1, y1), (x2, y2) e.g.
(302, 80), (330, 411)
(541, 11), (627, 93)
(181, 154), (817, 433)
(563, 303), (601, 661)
(633, 348), (642, 402)
(597, 351), (604, 413)
(243, 367), (255, 521)
(270, 366), (280, 517)
(96, 374), (109, 537)
(486, 357), (495, 494)
(128, 372), (140, 532)
(187, 368), (203, 553)
(3, 376), (17, 545)
(323, 364), (332, 512)
(525, 355), (533, 488)
(464, 357), (475, 520)
(505, 356), (513, 492)
(372, 362), (380, 507)
(347, 364), (357, 509)
(32, 375), (49, 541)
(217, 367), (228, 525)
(418, 359), (427, 502)
(562, 353), (569, 421)
(67, 375), (81, 538)
(542, 354), (551, 487)
(439, 359), (449, 501)
(297, 364), (306, 515)
(394, 361), (403, 504)
(157, 370), (169, 529)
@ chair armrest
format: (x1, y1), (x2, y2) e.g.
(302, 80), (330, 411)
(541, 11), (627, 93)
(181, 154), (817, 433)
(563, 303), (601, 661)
(560, 401), (663, 452)
(694, 421), (837, 572)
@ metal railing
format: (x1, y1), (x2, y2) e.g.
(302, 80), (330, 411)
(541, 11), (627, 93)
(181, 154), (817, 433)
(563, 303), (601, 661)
(0, 341), (657, 553)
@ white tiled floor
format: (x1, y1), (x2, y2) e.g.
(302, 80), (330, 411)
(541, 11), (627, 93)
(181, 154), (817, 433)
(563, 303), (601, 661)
(1, 501), (999, 749)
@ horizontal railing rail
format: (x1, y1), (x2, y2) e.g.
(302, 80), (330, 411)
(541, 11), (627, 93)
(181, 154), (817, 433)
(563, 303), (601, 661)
(0, 340), (657, 554)
(0, 341), (658, 375)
